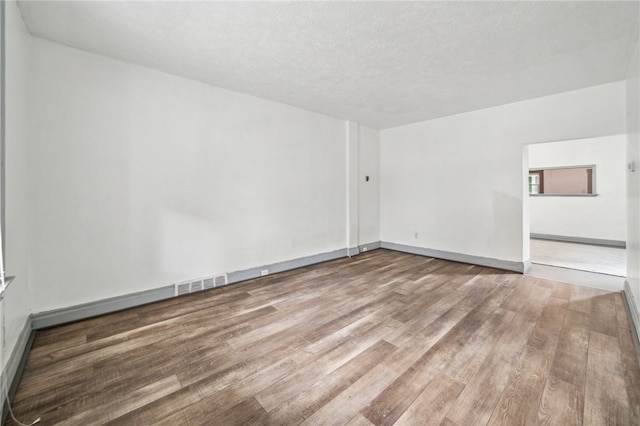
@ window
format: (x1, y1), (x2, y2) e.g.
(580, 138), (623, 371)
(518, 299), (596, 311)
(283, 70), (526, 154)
(529, 166), (596, 196)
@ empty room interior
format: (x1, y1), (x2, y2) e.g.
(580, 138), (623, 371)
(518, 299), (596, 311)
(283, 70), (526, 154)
(2, 1), (640, 425)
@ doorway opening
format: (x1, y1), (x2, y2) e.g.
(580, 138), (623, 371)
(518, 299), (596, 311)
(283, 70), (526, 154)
(524, 136), (627, 287)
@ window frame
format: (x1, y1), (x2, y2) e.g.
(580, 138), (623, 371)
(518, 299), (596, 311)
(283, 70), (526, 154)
(529, 164), (598, 197)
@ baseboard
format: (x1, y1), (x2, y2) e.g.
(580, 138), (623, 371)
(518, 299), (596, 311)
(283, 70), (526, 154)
(30, 242), (520, 330)
(623, 280), (640, 361)
(528, 263), (625, 292)
(227, 247), (350, 284)
(380, 241), (527, 273)
(31, 247), (363, 330)
(2, 317), (34, 425)
(31, 285), (176, 330)
(531, 233), (626, 248)
(359, 241), (381, 253)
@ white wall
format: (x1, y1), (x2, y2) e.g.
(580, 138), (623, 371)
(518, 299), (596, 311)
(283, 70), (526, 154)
(358, 125), (380, 245)
(2, 0), (32, 370)
(381, 82), (626, 269)
(529, 136), (627, 242)
(626, 31), (640, 332)
(27, 38), (353, 314)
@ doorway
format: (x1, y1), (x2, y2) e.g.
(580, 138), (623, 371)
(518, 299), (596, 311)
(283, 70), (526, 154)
(524, 135), (627, 284)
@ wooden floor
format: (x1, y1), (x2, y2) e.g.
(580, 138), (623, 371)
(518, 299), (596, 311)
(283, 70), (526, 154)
(9, 249), (640, 425)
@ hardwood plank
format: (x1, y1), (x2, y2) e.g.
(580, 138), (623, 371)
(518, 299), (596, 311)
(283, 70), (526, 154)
(26, 317), (187, 370)
(613, 292), (633, 331)
(300, 364), (399, 426)
(550, 280), (574, 300)
(537, 375), (583, 426)
(105, 386), (201, 426)
(266, 340), (396, 424)
(444, 307), (515, 384)
(27, 334), (87, 359)
(394, 373), (465, 426)
(590, 293), (619, 337)
(615, 298), (640, 425)
(391, 264), (481, 323)
(386, 281), (517, 375)
(444, 313), (535, 426)
(255, 316), (398, 412)
(303, 291), (405, 344)
(56, 375), (182, 426)
(195, 357), (300, 411)
(129, 356), (300, 425)
(487, 345), (555, 425)
(499, 275), (538, 312)
(177, 333), (309, 390)
(568, 285), (608, 315)
(194, 397), (268, 426)
(383, 305), (474, 374)
(525, 296), (567, 353)
(363, 284), (521, 426)
(584, 330), (630, 425)
(548, 308), (589, 388)
(444, 284), (551, 426)
(345, 413), (376, 426)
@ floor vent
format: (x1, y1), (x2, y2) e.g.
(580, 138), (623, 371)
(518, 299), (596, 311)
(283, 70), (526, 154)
(175, 273), (228, 296)
(190, 280), (204, 292)
(175, 282), (191, 296)
(203, 277), (215, 290)
(214, 274), (228, 287)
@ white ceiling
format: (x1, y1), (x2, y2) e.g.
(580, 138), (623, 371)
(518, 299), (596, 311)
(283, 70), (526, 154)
(17, 1), (640, 129)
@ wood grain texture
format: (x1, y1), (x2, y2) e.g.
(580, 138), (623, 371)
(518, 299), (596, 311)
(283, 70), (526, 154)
(584, 331), (630, 425)
(8, 249), (640, 425)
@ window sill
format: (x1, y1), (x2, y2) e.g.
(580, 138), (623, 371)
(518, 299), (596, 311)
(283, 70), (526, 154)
(529, 194), (599, 197)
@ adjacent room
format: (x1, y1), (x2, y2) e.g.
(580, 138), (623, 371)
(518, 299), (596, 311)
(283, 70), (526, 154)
(526, 136), (628, 288)
(1, 1), (639, 425)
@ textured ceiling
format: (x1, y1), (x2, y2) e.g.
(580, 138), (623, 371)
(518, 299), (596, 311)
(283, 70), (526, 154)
(18, 1), (640, 129)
